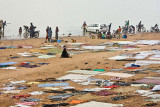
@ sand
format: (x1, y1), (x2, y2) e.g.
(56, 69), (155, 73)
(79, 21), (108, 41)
(0, 33), (160, 107)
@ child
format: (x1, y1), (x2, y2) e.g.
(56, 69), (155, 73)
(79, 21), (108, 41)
(90, 33), (95, 39)
(71, 39), (76, 43)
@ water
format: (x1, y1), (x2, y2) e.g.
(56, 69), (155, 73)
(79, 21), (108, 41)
(0, 0), (160, 39)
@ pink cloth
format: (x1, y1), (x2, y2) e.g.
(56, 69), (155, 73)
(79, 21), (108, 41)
(16, 102), (38, 106)
(134, 79), (160, 84)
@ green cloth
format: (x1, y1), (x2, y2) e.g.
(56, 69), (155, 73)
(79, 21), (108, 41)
(102, 34), (106, 37)
(93, 69), (105, 72)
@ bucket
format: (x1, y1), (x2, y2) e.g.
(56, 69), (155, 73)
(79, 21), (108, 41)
(57, 39), (61, 43)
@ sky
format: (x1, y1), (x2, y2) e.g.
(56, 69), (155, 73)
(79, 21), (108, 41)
(0, 0), (160, 37)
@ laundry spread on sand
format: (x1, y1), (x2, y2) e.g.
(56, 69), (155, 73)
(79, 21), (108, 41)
(135, 40), (160, 45)
(57, 74), (93, 82)
(0, 62), (18, 66)
(99, 72), (135, 78)
(67, 70), (102, 75)
(82, 46), (106, 50)
(2, 34), (160, 107)
(71, 101), (123, 107)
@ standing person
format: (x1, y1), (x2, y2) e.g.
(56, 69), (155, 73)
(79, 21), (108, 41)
(107, 23), (112, 35)
(2, 21), (7, 37)
(2, 21), (7, 32)
(138, 21), (142, 32)
(48, 27), (52, 42)
(55, 27), (59, 40)
(46, 27), (49, 42)
(82, 21), (87, 36)
(19, 27), (22, 36)
(30, 23), (34, 38)
(117, 26), (121, 39)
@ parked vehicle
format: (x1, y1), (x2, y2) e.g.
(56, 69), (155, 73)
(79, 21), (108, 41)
(86, 24), (108, 33)
(136, 24), (146, 33)
(23, 25), (39, 38)
(150, 25), (159, 33)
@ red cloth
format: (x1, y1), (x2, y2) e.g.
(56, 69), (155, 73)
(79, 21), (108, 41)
(12, 94), (31, 99)
(104, 85), (118, 89)
(125, 67), (140, 69)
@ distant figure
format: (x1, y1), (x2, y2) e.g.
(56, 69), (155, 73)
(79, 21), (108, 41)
(2, 21), (7, 37)
(107, 23), (112, 35)
(2, 21), (7, 32)
(154, 24), (158, 29)
(82, 21), (87, 36)
(55, 27), (59, 40)
(46, 27), (49, 42)
(138, 21), (142, 32)
(0, 20), (3, 39)
(117, 26), (121, 39)
(48, 27), (52, 42)
(97, 32), (102, 39)
(30, 23), (34, 38)
(126, 20), (129, 31)
(19, 27), (22, 36)
(61, 46), (70, 58)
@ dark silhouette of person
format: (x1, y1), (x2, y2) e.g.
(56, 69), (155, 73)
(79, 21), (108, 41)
(30, 23), (34, 38)
(55, 27), (59, 40)
(61, 46), (70, 58)
(107, 23), (112, 35)
(138, 21), (142, 32)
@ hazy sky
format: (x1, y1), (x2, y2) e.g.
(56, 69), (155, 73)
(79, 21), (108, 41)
(0, 0), (160, 36)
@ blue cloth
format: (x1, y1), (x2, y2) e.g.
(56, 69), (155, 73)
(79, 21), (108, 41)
(21, 98), (41, 102)
(38, 83), (69, 87)
(131, 64), (140, 67)
(0, 62), (17, 66)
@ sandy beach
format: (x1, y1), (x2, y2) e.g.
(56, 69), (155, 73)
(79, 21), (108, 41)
(0, 33), (160, 107)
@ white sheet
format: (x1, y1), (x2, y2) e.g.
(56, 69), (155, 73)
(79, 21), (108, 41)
(82, 46), (106, 50)
(71, 101), (123, 107)
(99, 72), (134, 78)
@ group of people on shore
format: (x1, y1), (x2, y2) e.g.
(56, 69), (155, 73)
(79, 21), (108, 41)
(45, 26), (59, 43)
(90, 26), (122, 40)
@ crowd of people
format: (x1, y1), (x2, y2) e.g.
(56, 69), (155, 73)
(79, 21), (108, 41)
(0, 20), (159, 40)
(82, 21), (159, 40)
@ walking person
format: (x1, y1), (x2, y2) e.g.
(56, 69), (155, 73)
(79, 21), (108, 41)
(117, 26), (121, 39)
(19, 27), (22, 36)
(55, 27), (59, 40)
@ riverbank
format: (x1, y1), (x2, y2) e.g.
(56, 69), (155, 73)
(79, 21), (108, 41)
(0, 33), (160, 107)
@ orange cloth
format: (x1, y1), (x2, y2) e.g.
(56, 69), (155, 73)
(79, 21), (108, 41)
(118, 28), (121, 32)
(69, 100), (87, 104)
